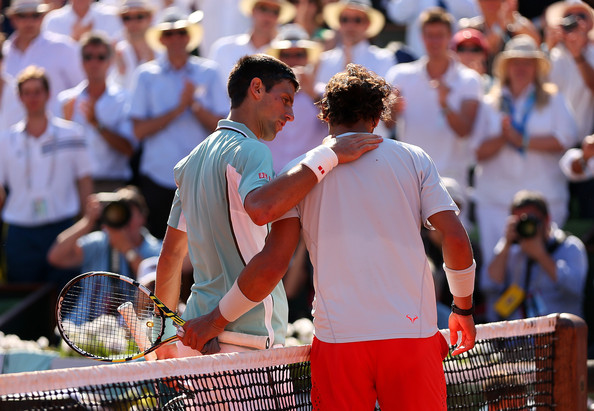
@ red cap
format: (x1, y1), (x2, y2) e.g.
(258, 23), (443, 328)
(451, 28), (489, 53)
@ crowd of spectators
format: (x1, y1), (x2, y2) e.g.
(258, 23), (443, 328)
(0, 0), (592, 350)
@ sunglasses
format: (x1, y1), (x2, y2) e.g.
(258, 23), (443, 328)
(15, 12), (43, 19)
(82, 53), (109, 62)
(279, 50), (308, 59)
(339, 15), (366, 25)
(161, 29), (188, 37)
(122, 13), (149, 22)
(254, 4), (281, 16)
(456, 45), (484, 53)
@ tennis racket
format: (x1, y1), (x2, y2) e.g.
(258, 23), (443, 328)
(56, 271), (270, 362)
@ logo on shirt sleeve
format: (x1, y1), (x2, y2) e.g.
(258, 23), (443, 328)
(258, 172), (271, 181)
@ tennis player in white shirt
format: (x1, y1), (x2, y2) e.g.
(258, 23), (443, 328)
(180, 64), (476, 410)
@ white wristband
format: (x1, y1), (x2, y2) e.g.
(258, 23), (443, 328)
(443, 260), (476, 298)
(218, 280), (260, 322)
(300, 144), (339, 182)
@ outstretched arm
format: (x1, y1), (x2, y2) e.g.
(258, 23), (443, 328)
(245, 134), (382, 225)
(179, 217), (302, 352)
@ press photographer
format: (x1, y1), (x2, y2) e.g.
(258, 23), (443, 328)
(47, 186), (162, 279)
(487, 190), (587, 320)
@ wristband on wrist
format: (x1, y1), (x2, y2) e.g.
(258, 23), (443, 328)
(218, 280), (260, 322)
(300, 144), (339, 182)
(451, 302), (474, 316)
(443, 260), (476, 298)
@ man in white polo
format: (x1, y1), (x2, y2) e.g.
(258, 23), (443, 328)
(3, 0), (84, 112)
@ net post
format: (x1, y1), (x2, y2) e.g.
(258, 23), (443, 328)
(554, 313), (588, 411)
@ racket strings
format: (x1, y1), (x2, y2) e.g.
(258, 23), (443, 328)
(58, 275), (160, 360)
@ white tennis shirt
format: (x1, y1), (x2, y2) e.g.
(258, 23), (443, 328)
(280, 135), (458, 343)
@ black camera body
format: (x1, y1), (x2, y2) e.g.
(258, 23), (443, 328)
(96, 192), (132, 229)
(561, 15), (579, 33)
(515, 213), (541, 239)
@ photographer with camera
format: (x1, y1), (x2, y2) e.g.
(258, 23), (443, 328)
(487, 190), (587, 320)
(47, 186), (162, 279)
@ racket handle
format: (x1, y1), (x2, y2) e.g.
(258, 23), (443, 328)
(175, 327), (269, 350)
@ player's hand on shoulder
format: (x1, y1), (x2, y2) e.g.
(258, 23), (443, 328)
(323, 133), (383, 164)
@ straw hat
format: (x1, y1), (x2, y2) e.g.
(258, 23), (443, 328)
(323, 0), (385, 39)
(119, 0), (155, 14)
(145, 7), (203, 52)
(6, 0), (49, 16)
(545, 0), (594, 32)
(267, 24), (323, 64)
(239, 0), (297, 25)
(492, 35), (551, 80)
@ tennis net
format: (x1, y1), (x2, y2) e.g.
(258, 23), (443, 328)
(0, 313), (587, 410)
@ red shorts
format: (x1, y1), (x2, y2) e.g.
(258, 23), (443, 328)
(310, 332), (448, 411)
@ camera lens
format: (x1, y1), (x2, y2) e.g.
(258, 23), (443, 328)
(101, 200), (132, 228)
(515, 214), (540, 239)
(561, 15), (579, 33)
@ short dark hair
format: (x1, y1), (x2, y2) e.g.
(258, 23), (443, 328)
(510, 190), (549, 217)
(420, 7), (453, 33)
(80, 31), (113, 58)
(227, 54), (299, 108)
(316, 64), (394, 126)
(17, 65), (50, 94)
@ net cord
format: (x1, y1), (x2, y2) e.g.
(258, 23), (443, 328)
(0, 314), (558, 397)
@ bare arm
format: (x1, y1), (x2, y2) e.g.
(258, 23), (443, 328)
(442, 99), (480, 138)
(95, 126), (135, 157)
(428, 210), (476, 355)
(475, 134), (507, 161)
(191, 102), (223, 132)
(154, 225), (189, 359)
(244, 134), (383, 225)
(0, 185), (5, 212)
(77, 176), (94, 217)
(179, 217), (302, 351)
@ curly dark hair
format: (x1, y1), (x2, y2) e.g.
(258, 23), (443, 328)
(316, 64), (395, 126)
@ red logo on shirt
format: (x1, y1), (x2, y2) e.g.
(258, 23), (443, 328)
(406, 314), (418, 324)
(318, 166), (325, 175)
(258, 172), (271, 181)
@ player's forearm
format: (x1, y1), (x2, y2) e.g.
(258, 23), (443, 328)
(154, 226), (188, 310)
(244, 165), (317, 225)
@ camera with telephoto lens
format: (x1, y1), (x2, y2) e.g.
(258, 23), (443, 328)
(561, 14), (579, 33)
(96, 192), (132, 229)
(515, 213), (541, 239)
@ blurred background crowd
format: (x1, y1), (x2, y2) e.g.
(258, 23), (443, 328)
(0, 0), (593, 357)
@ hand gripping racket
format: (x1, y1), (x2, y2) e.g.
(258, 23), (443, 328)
(56, 271), (270, 362)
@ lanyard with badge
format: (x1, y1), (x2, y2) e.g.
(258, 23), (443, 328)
(501, 91), (536, 155)
(24, 126), (56, 220)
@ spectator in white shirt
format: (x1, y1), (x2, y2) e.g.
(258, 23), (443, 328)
(43, 0), (124, 42)
(0, 66), (93, 290)
(109, 0), (159, 90)
(315, 0), (395, 90)
(208, 0), (296, 91)
(3, 0), (85, 111)
(384, 0), (479, 59)
(58, 32), (137, 193)
(546, 0), (594, 139)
